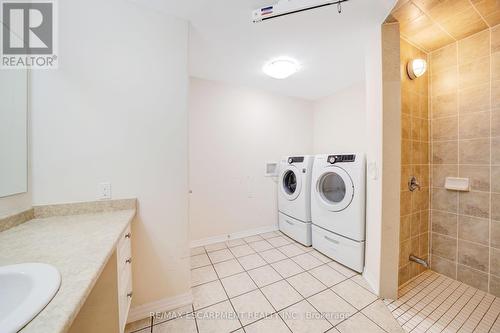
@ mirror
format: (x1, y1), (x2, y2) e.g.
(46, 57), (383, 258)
(0, 70), (28, 197)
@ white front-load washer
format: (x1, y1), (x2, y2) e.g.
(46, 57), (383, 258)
(311, 153), (366, 272)
(278, 155), (314, 246)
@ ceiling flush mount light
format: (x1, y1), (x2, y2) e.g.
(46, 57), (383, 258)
(407, 59), (427, 80)
(263, 57), (300, 79)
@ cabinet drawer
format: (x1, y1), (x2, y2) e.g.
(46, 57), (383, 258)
(117, 225), (132, 276)
(117, 224), (132, 332)
(311, 224), (364, 273)
(118, 270), (132, 333)
(278, 212), (312, 246)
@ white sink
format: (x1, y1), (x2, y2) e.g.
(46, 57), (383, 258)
(0, 263), (61, 333)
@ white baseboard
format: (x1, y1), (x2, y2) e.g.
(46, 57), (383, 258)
(190, 224), (279, 248)
(127, 291), (193, 323)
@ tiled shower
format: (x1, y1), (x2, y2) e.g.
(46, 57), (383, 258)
(392, 1), (500, 298)
(429, 27), (500, 297)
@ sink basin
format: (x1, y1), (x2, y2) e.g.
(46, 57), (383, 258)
(0, 263), (61, 333)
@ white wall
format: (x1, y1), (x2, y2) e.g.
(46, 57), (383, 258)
(313, 82), (366, 154)
(188, 78), (313, 242)
(30, 0), (190, 309)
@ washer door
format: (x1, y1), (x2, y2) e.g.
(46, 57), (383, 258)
(280, 165), (302, 201)
(316, 166), (354, 212)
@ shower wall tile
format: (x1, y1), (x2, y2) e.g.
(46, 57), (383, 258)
(431, 116), (457, 140)
(493, 53), (500, 81)
(432, 67), (457, 95)
(491, 276), (500, 298)
(457, 240), (489, 272)
(432, 141), (458, 164)
(430, 43), (456, 71)
(492, 193), (500, 221)
(457, 215), (489, 246)
(458, 83), (490, 114)
(492, 166), (500, 193)
(490, 248), (500, 276)
(493, 25), (500, 53)
(492, 221), (500, 248)
(458, 30), (490, 65)
(458, 112), (490, 140)
(431, 233), (457, 261)
(430, 28), (500, 296)
(458, 56), (490, 89)
(492, 137), (500, 165)
(458, 191), (490, 218)
(431, 93), (457, 118)
(492, 112), (500, 137)
(458, 139), (490, 165)
(457, 264), (489, 291)
(432, 165), (458, 188)
(431, 188), (457, 212)
(458, 165), (490, 192)
(493, 80), (500, 110)
(399, 38), (430, 286)
(431, 210), (457, 237)
(431, 255), (456, 279)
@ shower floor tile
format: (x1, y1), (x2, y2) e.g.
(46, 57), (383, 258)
(384, 270), (500, 332)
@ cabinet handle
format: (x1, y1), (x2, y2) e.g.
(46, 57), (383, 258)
(125, 232), (131, 239)
(324, 235), (339, 244)
(127, 292), (133, 298)
(126, 257), (132, 264)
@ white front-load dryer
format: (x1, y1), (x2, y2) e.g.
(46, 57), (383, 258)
(311, 153), (366, 272)
(278, 155), (314, 246)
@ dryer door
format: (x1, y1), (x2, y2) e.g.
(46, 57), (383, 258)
(315, 166), (354, 212)
(280, 165), (302, 201)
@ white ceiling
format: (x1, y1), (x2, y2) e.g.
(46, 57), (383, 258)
(133, 0), (395, 100)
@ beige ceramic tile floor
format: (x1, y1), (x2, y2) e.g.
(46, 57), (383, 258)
(384, 270), (500, 332)
(126, 230), (403, 333)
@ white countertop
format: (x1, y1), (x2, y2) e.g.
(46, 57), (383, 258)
(0, 209), (135, 333)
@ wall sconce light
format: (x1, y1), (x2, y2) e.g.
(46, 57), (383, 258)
(407, 59), (427, 80)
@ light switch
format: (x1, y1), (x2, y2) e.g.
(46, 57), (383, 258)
(98, 182), (112, 200)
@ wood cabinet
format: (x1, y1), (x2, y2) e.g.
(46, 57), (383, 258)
(69, 223), (133, 333)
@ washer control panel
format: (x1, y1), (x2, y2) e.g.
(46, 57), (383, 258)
(327, 154), (356, 164)
(288, 156), (305, 164)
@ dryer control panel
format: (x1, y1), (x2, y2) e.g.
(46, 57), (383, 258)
(327, 154), (356, 164)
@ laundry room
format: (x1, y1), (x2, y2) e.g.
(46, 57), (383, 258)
(4, 0), (500, 332)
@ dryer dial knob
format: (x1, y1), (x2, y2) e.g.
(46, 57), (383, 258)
(328, 156), (336, 164)
(288, 158), (293, 164)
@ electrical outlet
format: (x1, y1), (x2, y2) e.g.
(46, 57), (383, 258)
(98, 182), (112, 200)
